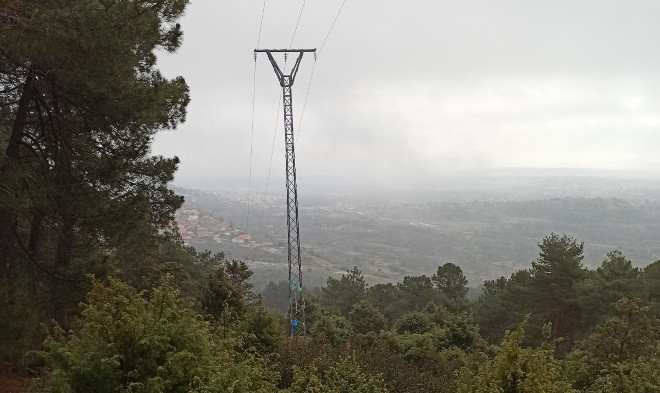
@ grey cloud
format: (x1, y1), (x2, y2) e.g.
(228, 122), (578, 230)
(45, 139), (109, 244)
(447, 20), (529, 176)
(153, 0), (660, 192)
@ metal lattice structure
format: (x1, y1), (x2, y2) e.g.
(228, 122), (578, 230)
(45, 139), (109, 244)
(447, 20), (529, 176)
(254, 48), (315, 336)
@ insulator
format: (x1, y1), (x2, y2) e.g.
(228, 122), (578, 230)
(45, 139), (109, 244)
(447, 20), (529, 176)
(253, 52), (257, 61)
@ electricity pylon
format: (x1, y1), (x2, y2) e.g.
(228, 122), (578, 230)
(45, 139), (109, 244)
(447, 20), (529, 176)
(254, 48), (315, 336)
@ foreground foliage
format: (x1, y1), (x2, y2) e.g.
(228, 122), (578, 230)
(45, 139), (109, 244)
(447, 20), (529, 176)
(32, 277), (277, 393)
(458, 319), (577, 393)
(7, 227), (660, 393)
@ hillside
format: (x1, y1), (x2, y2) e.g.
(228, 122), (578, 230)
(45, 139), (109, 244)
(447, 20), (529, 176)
(173, 174), (660, 287)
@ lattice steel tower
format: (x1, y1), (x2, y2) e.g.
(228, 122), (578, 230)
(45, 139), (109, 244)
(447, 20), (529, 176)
(254, 48), (315, 336)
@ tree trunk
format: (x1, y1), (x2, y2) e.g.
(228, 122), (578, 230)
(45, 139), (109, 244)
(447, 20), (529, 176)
(51, 215), (74, 323)
(26, 210), (43, 283)
(28, 210), (43, 254)
(5, 74), (33, 161)
(0, 74), (34, 284)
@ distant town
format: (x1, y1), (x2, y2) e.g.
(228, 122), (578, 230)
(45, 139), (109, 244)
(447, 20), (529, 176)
(172, 176), (660, 288)
(175, 204), (295, 260)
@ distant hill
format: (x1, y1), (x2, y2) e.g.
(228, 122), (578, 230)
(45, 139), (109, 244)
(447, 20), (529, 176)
(172, 172), (660, 287)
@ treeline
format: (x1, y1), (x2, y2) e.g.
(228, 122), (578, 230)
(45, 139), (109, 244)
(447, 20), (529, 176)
(8, 233), (660, 392)
(258, 232), (660, 391)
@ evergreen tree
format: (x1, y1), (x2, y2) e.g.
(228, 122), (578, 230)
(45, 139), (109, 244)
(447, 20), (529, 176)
(474, 270), (532, 344)
(529, 233), (588, 345)
(239, 306), (286, 356)
(321, 266), (366, 315)
(566, 298), (660, 392)
(434, 312), (485, 351)
(310, 313), (352, 345)
(202, 260), (255, 322)
(0, 0), (190, 325)
(577, 250), (641, 327)
(366, 283), (401, 323)
(397, 275), (437, 311)
(642, 260), (660, 316)
(349, 299), (387, 334)
(432, 262), (469, 311)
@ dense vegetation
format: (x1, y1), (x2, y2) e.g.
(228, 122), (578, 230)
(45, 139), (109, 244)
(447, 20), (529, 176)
(7, 233), (660, 392)
(2, 1), (660, 392)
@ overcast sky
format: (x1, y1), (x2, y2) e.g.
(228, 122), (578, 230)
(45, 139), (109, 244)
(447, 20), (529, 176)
(152, 0), (660, 192)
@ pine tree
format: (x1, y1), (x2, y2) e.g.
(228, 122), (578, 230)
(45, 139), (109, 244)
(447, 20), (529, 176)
(432, 262), (469, 311)
(321, 266), (367, 315)
(529, 233), (588, 345)
(576, 250), (642, 327)
(0, 0), (190, 323)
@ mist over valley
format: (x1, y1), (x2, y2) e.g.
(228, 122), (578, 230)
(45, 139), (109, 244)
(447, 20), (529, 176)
(174, 170), (660, 289)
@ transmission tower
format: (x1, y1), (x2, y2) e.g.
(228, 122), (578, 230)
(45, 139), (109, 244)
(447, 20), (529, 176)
(254, 48), (315, 336)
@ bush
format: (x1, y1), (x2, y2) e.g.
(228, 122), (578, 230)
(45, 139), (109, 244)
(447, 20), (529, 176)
(32, 276), (277, 393)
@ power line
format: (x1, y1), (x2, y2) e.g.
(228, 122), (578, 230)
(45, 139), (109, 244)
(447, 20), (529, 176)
(295, 56), (316, 142)
(247, 0), (268, 257)
(281, 0), (350, 247)
(288, 0), (307, 49)
(249, 1), (351, 336)
(252, 0), (350, 259)
(256, 0), (267, 48)
(296, 0), (349, 141)
(257, 97), (282, 240)
(286, 0), (350, 275)
(319, 0), (348, 56)
(246, 58), (257, 239)
(257, 0), (310, 243)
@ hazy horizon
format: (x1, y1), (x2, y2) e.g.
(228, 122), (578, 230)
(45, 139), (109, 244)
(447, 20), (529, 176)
(152, 1), (660, 193)
(169, 167), (660, 196)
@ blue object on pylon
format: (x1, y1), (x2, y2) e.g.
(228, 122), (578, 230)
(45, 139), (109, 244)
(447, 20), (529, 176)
(292, 319), (298, 326)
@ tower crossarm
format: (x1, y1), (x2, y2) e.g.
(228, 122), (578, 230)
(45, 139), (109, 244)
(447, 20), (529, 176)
(254, 49), (316, 87)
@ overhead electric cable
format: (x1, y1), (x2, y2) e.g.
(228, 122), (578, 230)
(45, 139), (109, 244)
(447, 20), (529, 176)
(295, 57), (316, 142)
(246, 55), (258, 245)
(257, 0), (311, 242)
(296, 0), (349, 141)
(319, 0), (348, 56)
(257, 98), (282, 240)
(288, 0), (307, 49)
(253, 0), (350, 259)
(256, 0), (267, 48)
(247, 0), (268, 257)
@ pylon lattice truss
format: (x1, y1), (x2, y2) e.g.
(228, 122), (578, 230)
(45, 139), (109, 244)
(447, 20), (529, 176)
(254, 48), (315, 336)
